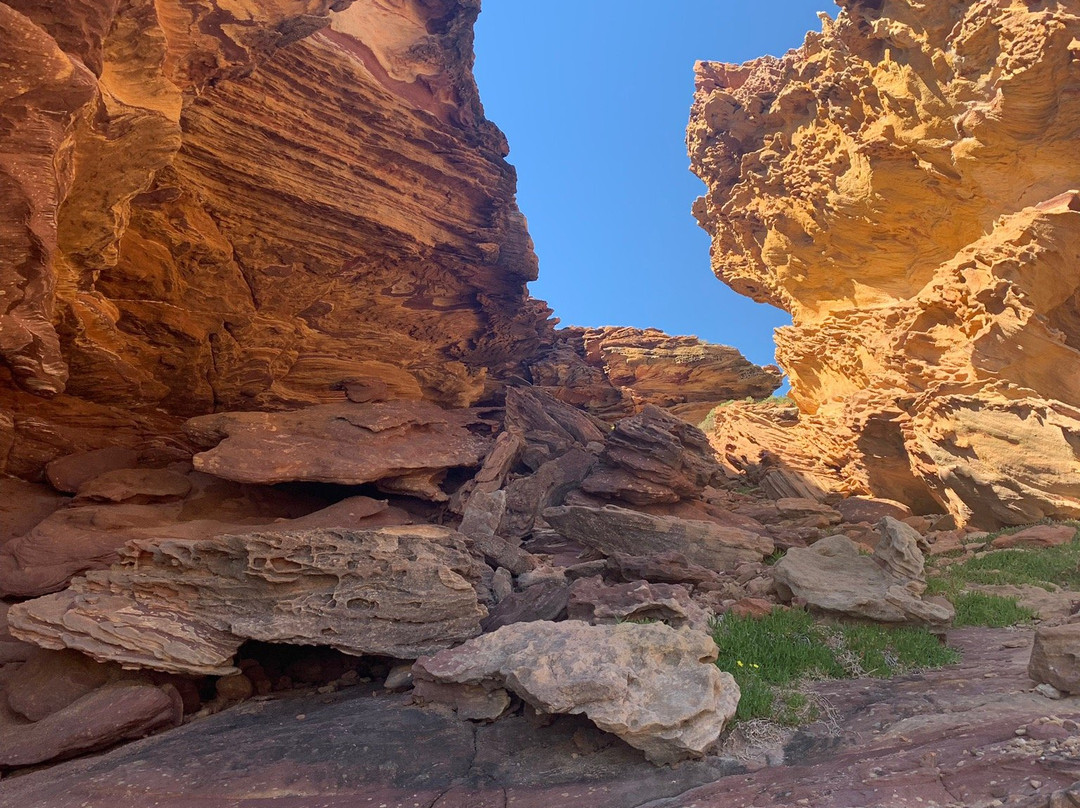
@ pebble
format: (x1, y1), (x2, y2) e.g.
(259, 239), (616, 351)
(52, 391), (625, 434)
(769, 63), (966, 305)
(1035, 683), (1064, 700)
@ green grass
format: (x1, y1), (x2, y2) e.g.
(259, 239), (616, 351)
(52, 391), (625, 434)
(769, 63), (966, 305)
(924, 526), (1079, 626)
(711, 608), (959, 725)
(927, 537), (1080, 596)
(951, 592), (1035, 627)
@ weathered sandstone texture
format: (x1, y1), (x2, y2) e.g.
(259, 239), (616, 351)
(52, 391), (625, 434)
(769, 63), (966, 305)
(690, 0), (1080, 527)
(8, 526), (489, 675)
(529, 327), (782, 423)
(185, 399), (495, 498)
(1029, 624), (1080, 694)
(413, 621), (739, 765)
(0, 0), (551, 477)
(772, 518), (954, 628)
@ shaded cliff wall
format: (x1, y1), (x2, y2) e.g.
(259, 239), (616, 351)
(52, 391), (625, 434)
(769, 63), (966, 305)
(690, 0), (1080, 527)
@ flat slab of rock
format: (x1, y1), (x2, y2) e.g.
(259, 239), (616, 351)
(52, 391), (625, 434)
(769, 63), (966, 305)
(544, 504), (773, 570)
(773, 523), (953, 628)
(184, 400), (494, 499)
(413, 621), (738, 764)
(1029, 624), (1080, 694)
(8, 526), (489, 675)
(0, 491), (411, 599)
(992, 524), (1078, 549)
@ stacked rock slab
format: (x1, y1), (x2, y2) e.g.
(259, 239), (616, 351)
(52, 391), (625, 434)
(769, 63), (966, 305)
(689, 0), (1080, 528)
(8, 527), (490, 675)
(529, 326), (782, 423)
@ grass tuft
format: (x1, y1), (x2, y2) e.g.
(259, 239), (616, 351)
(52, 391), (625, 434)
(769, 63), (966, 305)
(951, 592), (1036, 627)
(711, 608), (959, 725)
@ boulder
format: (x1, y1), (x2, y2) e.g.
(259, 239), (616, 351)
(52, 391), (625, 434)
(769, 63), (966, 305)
(459, 490), (540, 574)
(581, 406), (723, 505)
(605, 552), (721, 588)
(772, 532), (953, 628)
(0, 681), (182, 767)
(9, 526), (490, 675)
(500, 448), (597, 539)
(1029, 624), (1080, 694)
(412, 621), (738, 764)
(480, 580), (570, 632)
(567, 577), (710, 630)
(544, 504), (773, 571)
(836, 497), (914, 525)
(73, 468), (192, 504)
(184, 400), (495, 499)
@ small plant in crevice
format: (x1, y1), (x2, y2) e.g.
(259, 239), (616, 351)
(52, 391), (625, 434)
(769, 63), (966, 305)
(711, 608), (960, 725)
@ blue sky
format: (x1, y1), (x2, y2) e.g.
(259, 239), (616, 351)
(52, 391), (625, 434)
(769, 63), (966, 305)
(473, 1), (827, 371)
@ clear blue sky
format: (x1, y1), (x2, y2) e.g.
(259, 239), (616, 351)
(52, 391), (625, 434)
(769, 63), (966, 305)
(473, 1), (827, 371)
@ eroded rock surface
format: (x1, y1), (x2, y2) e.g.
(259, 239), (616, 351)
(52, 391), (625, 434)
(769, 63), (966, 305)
(690, 0), (1080, 527)
(529, 326), (782, 423)
(8, 526), (489, 675)
(1, 629), (1077, 807)
(185, 399), (495, 498)
(413, 621), (738, 764)
(0, 0), (551, 477)
(772, 519), (953, 628)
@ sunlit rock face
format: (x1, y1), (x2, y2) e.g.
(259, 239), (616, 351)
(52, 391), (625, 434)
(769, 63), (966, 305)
(0, 0), (551, 476)
(689, 0), (1080, 527)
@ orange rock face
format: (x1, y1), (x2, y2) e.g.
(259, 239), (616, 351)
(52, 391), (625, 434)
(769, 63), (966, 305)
(529, 326), (782, 423)
(0, 0), (550, 475)
(690, 0), (1080, 527)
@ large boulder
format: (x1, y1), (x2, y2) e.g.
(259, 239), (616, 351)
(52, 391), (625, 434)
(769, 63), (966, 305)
(412, 621), (738, 765)
(184, 400), (495, 499)
(544, 504), (773, 571)
(9, 526), (489, 675)
(772, 519), (953, 628)
(1029, 624), (1080, 694)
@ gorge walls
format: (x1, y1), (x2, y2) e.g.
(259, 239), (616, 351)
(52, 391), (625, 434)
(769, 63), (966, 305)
(690, 0), (1080, 527)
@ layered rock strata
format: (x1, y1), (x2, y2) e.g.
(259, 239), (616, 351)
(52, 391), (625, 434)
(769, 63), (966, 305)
(0, 0), (551, 477)
(8, 526), (490, 675)
(529, 327), (782, 423)
(690, 0), (1080, 527)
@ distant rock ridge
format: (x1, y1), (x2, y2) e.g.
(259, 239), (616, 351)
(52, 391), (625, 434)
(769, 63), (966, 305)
(689, 0), (1080, 527)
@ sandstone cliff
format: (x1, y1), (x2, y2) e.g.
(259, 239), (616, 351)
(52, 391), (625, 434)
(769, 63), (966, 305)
(690, 0), (1080, 527)
(0, 0), (780, 479)
(0, 0), (551, 477)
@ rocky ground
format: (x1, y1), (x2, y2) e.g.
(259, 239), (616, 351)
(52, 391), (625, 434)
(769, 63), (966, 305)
(0, 628), (1075, 808)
